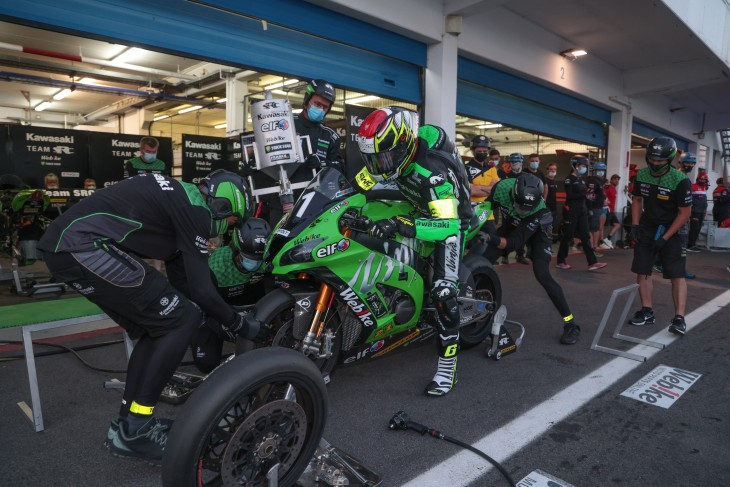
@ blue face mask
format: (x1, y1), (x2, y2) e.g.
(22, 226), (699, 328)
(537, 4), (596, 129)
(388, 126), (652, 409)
(241, 257), (261, 272)
(577, 167), (587, 175)
(307, 106), (326, 123)
(529, 161), (539, 170)
(143, 152), (157, 163)
(596, 171), (605, 178)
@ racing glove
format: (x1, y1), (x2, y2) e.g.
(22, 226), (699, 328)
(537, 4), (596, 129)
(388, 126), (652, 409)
(304, 153), (325, 170)
(369, 215), (417, 240)
(221, 312), (271, 344)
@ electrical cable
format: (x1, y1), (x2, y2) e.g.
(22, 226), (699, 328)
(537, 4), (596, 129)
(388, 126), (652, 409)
(389, 410), (516, 487)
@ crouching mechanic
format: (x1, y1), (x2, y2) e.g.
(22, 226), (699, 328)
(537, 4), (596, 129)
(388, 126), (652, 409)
(484, 174), (581, 344)
(355, 106), (473, 397)
(37, 169), (269, 464)
(190, 217), (271, 373)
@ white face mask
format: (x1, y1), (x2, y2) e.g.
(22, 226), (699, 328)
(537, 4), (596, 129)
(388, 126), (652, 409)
(548, 171), (557, 178)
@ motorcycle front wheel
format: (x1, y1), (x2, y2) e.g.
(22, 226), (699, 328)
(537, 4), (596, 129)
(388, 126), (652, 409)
(162, 347), (328, 487)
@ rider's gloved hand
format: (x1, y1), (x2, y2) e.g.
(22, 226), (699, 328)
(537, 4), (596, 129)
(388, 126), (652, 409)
(221, 312), (271, 344)
(369, 215), (416, 240)
(304, 153), (325, 170)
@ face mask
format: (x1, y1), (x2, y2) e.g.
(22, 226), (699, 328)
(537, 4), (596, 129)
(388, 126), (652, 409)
(489, 158), (500, 167)
(143, 152), (157, 163)
(648, 161), (669, 176)
(577, 167), (587, 175)
(307, 106), (326, 122)
(548, 171), (557, 178)
(682, 165), (694, 173)
(529, 161), (539, 170)
(46, 185), (59, 190)
(86, 185), (96, 190)
(474, 152), (488, 163)
(241, 257), (261, 272)
(511, 163), (522, 173)
(596, 171), (605, 178)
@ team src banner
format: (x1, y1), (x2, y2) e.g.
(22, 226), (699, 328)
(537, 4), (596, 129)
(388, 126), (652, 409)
(181, 134), (226, 184)
(620, 364), (702, 409)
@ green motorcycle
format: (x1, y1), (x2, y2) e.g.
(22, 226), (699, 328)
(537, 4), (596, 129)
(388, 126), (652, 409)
(251, 167), (501, 377)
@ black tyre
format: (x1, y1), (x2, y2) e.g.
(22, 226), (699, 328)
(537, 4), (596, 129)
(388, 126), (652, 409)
(459, 254), (502, 348)
(162, 347), (328, 487)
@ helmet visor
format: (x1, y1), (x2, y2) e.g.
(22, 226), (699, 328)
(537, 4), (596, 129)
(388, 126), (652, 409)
(361, 145), (405, 178)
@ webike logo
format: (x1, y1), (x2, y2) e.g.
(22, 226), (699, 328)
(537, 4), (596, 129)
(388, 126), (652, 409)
(315, 238), (349, 258)
(194, 235), (208, 254)
(339, 287), (375, 327)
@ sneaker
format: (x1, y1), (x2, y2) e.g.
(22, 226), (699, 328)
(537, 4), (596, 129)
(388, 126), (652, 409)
(629, 308), (655, 326)
(108, 417), (171, 465)
(560, 323), (581, 345)
(106, 418), (173, 444)
(588, 262), (607, 271)
(556, 262), (571, 270)
(516, 256), (530, 265)
(653, 263), (664, 273)
(601, 238), (614, 249)
(668, 316), (686, 335)
(425, 356), (457, 397)
(686, 246), (701, 253)
(594, 251), (604, 258)
(599, 242), (611, 250)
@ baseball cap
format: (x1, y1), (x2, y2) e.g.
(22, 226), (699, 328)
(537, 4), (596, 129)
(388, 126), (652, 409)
(610, 174), (620, 180)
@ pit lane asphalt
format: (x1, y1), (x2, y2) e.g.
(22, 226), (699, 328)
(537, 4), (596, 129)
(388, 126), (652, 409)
(1, 248), (728, 487)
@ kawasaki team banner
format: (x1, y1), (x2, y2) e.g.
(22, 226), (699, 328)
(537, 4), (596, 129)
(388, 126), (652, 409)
(344, 105), (374, 181)
(181, 134), (226, 184)
(0, 124), (10, 177)
(9, 125), (88, 189)
(226, 136), (244, 174)
(88, 133), (173, 187)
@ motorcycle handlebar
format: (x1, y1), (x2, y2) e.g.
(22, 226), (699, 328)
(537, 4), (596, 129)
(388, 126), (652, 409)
(340, 211), (371, 232)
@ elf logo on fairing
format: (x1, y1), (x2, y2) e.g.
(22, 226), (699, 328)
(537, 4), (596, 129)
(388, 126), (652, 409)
(315, 238), (349, 258)
(339, 287), (375, 327)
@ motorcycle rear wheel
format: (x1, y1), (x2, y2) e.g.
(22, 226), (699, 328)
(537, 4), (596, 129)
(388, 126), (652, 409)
(162, 347), (328, 487)
(459, 255), (502, 347)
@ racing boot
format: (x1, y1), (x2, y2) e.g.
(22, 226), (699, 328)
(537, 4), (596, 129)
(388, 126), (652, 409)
(425, 335), (459, 397)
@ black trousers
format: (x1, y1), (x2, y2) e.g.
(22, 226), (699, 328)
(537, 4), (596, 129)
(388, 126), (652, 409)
(687, 212), (704, 248)
(557, 207), (597, 265)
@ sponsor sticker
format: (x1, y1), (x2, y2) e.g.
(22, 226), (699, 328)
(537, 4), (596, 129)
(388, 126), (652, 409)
(620, 364), (701, 409)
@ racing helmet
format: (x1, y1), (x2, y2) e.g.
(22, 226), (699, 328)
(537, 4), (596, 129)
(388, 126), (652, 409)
(357, 106), (419, 181)
(512, 174), (544, 217)
(680, 152), (697, 164)
(645, 137), (677, 175)
(470, 135), (491, 151)
(570, 155), (589, 171)
(199, 169), (252, 222)
(232, 217), (270, 272)
(303, 79), (336, 112)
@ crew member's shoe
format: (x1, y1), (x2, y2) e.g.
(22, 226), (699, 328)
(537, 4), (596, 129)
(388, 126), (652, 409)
(560, 323), (581, 345)
(516, 256), (530, 265)
(556, 262), (571, 270)
(686, 246), (701, 252)
(588, 262), (607, 271)
(106, 418), (173, 444)
(629, 308), (655, 326)
(107, 417), (171, 465)
(601, 238), (614, 249)
(685, 271), (696, 279)
(425, 356), (458, 397)
(668, 315), (686, 335)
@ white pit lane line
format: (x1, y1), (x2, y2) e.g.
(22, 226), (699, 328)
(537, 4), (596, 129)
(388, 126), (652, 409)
(402, 289), (730, 487)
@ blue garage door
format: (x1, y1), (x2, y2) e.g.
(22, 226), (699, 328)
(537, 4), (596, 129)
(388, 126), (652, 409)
(457, 57), (611, 147)
(0, 0), (425, 103)
(632, 121), (690, 152)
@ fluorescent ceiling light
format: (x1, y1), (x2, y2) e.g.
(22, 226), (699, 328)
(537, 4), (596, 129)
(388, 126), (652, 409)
(263, 78), (299, 91)
(216, 98), (227, 103)
(346, 95), (379, 105)
(476, 123), (503, 129)
(214, 123), (227, 129)
(153, 114), (171, 121)
(34, 101), (52, 112)
(271, 89), (289, 96)
(79, 77), (97, 85)
(52, 89), (73, 101)
(292, 109), (303, 114)
(178, 105), (203, 114)
(111, 47), (144, 63)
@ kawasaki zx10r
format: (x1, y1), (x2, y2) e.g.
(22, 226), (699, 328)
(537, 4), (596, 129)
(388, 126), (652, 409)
(250, 167), (501, 377)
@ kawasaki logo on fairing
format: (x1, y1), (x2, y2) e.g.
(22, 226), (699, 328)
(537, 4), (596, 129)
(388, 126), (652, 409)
(339, 287), (375, 327)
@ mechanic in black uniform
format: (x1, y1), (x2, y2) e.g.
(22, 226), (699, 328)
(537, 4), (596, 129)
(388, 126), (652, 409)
(37, 169), (268, 464)
(484, 174), (581, 344)
(556, 156), (607, 271)
(355, 106), (473, 397)
(250, 79), (344, 226)
(191, 217), (270, 373)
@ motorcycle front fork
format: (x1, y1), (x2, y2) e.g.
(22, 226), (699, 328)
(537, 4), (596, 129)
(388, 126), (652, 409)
(301, 281), (335, 359)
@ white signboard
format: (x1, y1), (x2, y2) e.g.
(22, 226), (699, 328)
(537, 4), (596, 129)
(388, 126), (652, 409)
(620, 364), (701, 409)
(517, 469), (575, 487)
